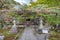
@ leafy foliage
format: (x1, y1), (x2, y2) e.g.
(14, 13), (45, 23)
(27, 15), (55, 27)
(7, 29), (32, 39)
(31, 0), (60, 7)
(0, 0), (20, 10)
(37, 13), (60, 25)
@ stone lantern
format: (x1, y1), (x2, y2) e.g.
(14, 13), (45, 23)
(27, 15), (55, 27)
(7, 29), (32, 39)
(9, 18), (18, 34)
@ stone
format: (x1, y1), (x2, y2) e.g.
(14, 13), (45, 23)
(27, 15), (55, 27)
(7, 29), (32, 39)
(9, 25), (18, 34)
(42, 29), (49, 33)
(9, 19), (18, 34)
(18, 27), (37, 40)
(39, 17), (44, 29)
(0, 34), (5, 40)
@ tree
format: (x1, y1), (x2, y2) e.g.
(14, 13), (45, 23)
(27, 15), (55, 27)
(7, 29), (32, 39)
(30, 0), (60, 7)
(0, 0), (20, 10)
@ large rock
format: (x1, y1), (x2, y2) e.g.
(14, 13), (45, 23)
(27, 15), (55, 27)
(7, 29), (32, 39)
(0, 34), (5, 40)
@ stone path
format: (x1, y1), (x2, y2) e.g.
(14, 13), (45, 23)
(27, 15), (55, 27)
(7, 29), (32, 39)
(18, 25), (49, 40)
(18, 27), (37, 40)
(36, 34), (46, 40)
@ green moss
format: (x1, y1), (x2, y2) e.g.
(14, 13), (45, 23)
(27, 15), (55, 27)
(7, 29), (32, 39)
(49, 31), (60, 40)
